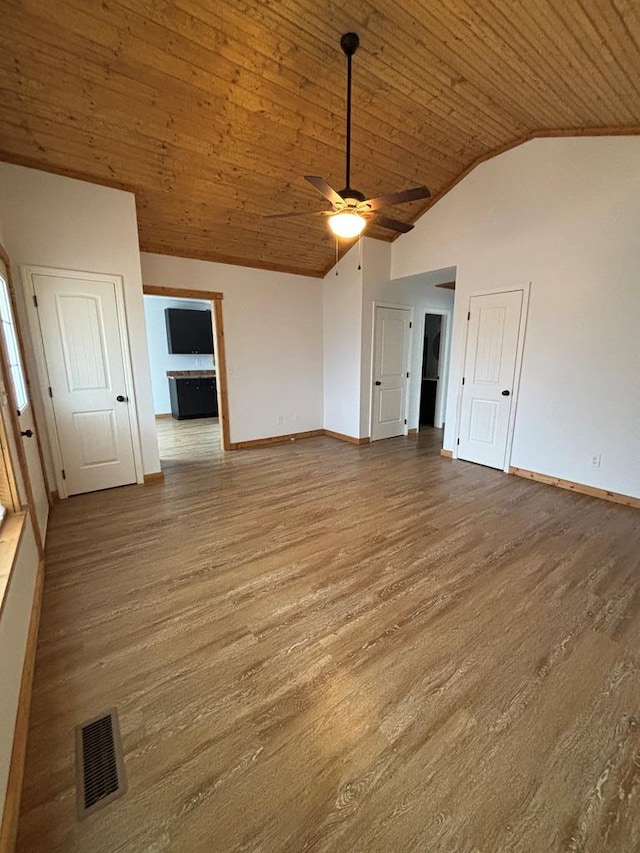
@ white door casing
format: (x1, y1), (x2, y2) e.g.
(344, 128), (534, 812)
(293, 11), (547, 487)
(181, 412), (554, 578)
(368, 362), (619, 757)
(371, 305), (412, 441)
(23, 267), (143, 497)
(458, 290), (524, 470)
(16, 393), (49, 536)
(420, 309), (452, 431)
(0, 260), (49, 540)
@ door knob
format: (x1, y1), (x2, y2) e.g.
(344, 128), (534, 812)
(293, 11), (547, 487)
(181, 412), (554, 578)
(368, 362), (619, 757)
(20, 429), (34, 438)
(375, 381), (382, 386)
(116, 395), (128, 402)
(501, 390), (511, 396)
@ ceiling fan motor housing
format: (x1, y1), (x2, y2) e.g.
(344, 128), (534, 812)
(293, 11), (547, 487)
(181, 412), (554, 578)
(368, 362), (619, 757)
(338, 187), (366, 207)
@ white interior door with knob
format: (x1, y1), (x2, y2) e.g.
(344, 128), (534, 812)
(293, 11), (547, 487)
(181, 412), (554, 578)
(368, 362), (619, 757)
(371, 306), (411, 441)
(29, 270), (140, 496)
(458, 290), (524, 470)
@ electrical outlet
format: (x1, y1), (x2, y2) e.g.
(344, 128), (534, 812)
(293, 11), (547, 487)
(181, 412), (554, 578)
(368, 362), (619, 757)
(591, 454), (601, 468)
(277, 414), (284, 425)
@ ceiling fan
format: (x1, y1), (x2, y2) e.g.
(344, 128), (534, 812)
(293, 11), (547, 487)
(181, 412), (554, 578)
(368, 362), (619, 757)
(264, 32), (431, 239)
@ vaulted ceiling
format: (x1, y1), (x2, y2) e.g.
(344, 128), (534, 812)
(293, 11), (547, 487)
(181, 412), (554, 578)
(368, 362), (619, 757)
(2, 1), (640, 277)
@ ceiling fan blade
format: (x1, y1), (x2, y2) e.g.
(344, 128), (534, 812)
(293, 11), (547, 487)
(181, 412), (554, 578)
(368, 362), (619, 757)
(263, 210), (331, 219)
(304, 176), (344, 207)
(364, 186), (431, 211)
(372, 214), (414, 234)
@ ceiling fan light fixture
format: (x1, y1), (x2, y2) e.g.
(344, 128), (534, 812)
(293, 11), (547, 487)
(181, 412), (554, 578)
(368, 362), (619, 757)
(328, 211), (366, 239)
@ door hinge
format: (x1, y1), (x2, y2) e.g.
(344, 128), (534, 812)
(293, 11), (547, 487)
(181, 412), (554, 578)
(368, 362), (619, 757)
(457, 438), (460, 446)
(467, 311), (471, 321)
(33, 294), (39, 308)
(404, 419), (407, 425)
(406, 371), (409, 378)
(48, 386), (53, 398)
(409, 321), (412, 328)
(61, 469), (66, 480)
(462, 377), (465, 385)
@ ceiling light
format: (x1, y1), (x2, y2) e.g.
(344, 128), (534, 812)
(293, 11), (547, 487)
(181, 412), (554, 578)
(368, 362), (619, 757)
(328, 211), (366, 239)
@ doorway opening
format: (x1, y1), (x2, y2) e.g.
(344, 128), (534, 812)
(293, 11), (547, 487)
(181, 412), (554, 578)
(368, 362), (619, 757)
(379, 267), (455, 454)
(419, 313), (442, 429)
(142, 286), (229, 473)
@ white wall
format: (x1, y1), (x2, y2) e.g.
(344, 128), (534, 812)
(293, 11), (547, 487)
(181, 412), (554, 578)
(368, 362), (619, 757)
(392, 136), (640, 498)
(323, 245), (363, 438)
(0, 517), (39, 820)
(144, 296), (214, 414)
(0, 198), (42, 830)
(0, 163), (161, 477)
(140, 253), (323, 443)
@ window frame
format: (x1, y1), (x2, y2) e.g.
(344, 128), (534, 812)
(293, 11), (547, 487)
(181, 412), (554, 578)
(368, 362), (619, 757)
(0, 246), (47, 560)
(0, 272), (28, 415)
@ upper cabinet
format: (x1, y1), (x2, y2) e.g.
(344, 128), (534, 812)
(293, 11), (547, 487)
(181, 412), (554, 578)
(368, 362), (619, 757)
(165, 308), (214, 355)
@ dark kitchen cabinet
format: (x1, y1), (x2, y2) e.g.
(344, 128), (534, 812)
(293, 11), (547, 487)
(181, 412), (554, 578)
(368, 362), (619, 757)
(165, 308), (214, 354)
(168, 377), (218, 419)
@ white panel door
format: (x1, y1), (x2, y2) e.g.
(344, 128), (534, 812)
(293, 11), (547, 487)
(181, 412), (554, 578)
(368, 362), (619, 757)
(371, 307), (411, 441)
(458, 290), (523, 469)
(33, 274), (137, 495)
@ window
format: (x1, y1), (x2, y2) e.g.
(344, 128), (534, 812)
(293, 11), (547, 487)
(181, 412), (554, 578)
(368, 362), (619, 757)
(0, 411), (20, 516)
(0, 270), (27, 522)
(0, 273), (28, 413)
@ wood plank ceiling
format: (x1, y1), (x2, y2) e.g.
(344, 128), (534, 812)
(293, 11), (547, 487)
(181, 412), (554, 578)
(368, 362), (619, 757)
(2, 1), (640, 278)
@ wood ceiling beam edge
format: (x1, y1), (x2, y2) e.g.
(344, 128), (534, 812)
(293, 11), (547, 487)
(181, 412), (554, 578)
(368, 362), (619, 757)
(139, 243), (325, 278)
(0, 150), (139, 197)
(143, 285), (224, 300)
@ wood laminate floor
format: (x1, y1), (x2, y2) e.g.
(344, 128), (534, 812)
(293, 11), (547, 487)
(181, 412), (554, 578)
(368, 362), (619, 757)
(17, 430), (640, 852)
(155, 417), (221, 467)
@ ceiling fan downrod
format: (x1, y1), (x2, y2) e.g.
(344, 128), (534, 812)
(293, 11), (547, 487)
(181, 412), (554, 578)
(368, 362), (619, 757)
(339, 32), (364, 203)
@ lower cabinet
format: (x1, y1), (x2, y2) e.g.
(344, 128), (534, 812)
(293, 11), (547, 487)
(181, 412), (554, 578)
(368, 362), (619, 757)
(168, 377), (218, 420)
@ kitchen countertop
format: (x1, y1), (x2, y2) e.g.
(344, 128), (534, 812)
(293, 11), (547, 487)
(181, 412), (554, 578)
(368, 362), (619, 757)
(166, 370), (216, 379)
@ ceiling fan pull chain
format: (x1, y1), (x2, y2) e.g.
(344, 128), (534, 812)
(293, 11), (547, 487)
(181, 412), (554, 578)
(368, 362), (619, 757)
(357, 233), (362, 270)
(335, 235), (339, 275)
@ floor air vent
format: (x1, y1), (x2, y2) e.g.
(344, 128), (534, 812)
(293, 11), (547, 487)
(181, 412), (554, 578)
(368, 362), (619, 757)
(76, 709), (127, 818)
